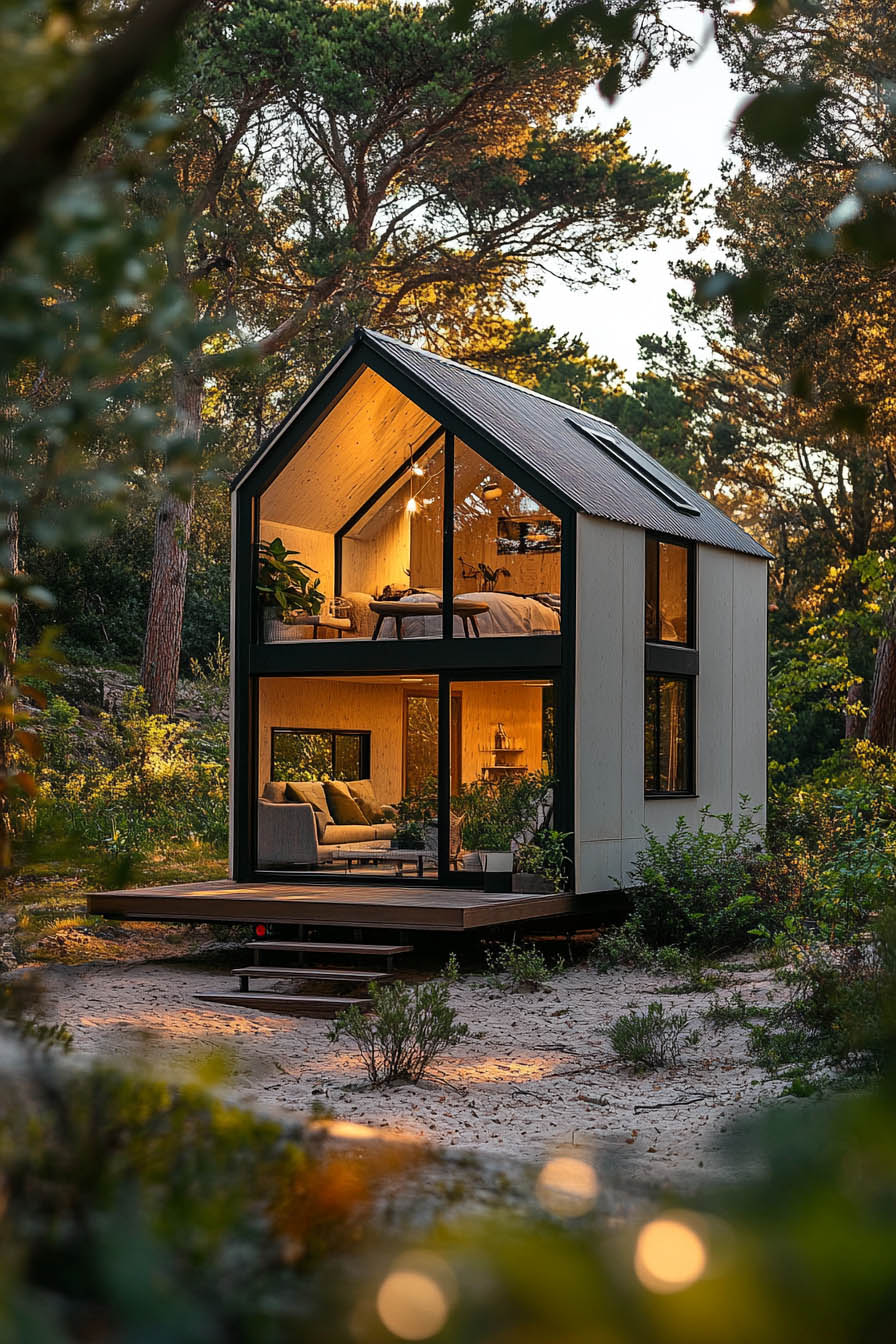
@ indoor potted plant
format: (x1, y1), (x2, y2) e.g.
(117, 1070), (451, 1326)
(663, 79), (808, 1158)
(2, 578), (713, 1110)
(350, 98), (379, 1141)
(257, 537), (325, 636)
(513, 830), (571, 894)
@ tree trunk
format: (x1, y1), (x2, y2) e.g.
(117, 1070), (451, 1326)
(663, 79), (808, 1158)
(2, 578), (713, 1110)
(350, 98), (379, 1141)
(866, 596), (896, 748)
(0, 386), (19, 874)
(140, 361), (201, 716)
(844, 681), (863, 739)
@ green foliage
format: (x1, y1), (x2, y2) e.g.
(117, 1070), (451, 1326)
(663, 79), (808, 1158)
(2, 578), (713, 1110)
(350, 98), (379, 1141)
(457, 772), (551, 852)
(624, 801), (775, 954)
(329, 978), (468, 1086)
(0, 1041), (411, 1341)
(703, 990), (756, 1029)
(26, 688), (227, 860)
(485, 939), (562, 992)
(750, 912), (896, 1081)
(609, 1001), (690, 1069)
(515, 829), (571, 892)
(257, 537), (325, 617)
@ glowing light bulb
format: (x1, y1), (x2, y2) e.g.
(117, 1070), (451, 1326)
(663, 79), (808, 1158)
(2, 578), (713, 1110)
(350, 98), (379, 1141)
(411, 464), (425, 476)
(634, 1215), (707, 1293)
(405, 496), (418, 514)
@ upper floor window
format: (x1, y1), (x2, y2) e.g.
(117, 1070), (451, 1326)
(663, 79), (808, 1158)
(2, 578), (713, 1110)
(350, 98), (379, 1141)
(645, 536), (693, 646)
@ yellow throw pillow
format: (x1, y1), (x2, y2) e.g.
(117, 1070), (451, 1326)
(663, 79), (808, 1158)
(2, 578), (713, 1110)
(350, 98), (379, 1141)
(347, 778), (384, 824)
(285, 781), (333, 840)
(324, 779), (369, 827)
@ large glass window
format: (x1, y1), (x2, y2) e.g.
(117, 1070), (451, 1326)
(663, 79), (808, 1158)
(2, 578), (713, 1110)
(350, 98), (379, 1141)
(449, 679), (555, 872)
(453, 443), (562, 637)
(257, 675), (439, 878)
(645, 536), (692, 645)
(644, 674), (693, 795)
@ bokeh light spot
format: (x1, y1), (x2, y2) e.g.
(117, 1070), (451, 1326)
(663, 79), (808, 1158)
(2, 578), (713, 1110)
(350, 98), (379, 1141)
(535, 1154), (599, 1217)
(634, 1215), (707, 1293)
(375, 1254), (455, 1339)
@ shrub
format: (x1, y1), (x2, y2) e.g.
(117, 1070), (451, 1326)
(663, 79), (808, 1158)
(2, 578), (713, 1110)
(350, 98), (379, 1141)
(485, 939), (562, 991)
(703, 990), (757, 1028)
(608, 1001), (690, 1068)
(328, 979), (468, 1085)
(25, 687), (228, 860)
(749, 913), (896, 1080)
(624, 801), (773, 954)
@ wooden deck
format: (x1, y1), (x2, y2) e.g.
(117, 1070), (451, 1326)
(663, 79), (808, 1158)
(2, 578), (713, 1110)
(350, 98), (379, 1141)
(87, 878), (579, 932)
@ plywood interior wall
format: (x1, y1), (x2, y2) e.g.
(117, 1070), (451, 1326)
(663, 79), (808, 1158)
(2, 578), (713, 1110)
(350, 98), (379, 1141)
(257, 677), (407, 803)
(341, 484), (412, 596)
(256, 678), (545, 802)
(454, 681), (544, 784)
(258, 520), (334, 601)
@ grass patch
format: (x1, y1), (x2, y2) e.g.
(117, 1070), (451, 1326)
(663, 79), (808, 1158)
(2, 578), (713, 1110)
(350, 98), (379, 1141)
(608, 1001), (691, 1069)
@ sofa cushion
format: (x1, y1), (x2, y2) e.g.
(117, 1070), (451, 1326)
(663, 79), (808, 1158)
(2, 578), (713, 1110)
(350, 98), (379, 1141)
(372, 823), (397, 841)
(285, 780), (333, 840)
(321, 824), (380, 845)
(324, 779), (368, 826)
(347, 778), (385, 823)
(263, 780), (288, 803)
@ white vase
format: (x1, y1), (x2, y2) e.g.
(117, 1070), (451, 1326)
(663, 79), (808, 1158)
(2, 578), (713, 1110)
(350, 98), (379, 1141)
(478, 850), (513, 872)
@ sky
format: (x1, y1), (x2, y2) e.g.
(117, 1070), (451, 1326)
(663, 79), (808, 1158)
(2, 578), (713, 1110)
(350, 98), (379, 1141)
(527, 10), (748, 377)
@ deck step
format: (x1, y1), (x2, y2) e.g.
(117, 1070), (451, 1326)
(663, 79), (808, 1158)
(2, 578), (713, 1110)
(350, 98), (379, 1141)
(195, 992), (370, 1018)
(231, 965), (390, 984)
(240, 940), (413, 957)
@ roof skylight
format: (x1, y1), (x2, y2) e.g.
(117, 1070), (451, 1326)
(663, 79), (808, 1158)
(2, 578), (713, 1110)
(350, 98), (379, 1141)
(565, 419), (701, 517)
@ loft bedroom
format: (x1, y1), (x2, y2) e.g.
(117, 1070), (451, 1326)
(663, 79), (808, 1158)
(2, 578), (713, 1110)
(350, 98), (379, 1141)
(256, 365), (563, 642)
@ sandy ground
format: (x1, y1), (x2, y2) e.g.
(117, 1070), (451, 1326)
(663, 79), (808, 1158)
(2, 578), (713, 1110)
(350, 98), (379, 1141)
(31, 953), (795, 1192)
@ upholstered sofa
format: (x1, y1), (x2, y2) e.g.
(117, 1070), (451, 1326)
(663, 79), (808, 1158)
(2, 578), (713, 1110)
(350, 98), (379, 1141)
(257, 778), (397, 869)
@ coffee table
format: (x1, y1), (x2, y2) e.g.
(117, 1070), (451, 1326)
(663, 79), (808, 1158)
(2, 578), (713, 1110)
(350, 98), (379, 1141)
(333, 846), (437, 878)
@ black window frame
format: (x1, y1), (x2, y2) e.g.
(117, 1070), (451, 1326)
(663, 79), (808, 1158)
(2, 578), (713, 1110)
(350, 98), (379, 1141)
(270, 726), (371, 782)
(645, 534), (695, 648)
(643, 672), (695, 798)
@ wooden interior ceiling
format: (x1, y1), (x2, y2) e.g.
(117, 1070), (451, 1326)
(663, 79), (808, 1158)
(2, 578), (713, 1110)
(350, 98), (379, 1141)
(259, 366), (439, 533)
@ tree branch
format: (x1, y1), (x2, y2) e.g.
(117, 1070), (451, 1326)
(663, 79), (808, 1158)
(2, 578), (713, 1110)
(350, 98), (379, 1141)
(0, 0), (201, 254)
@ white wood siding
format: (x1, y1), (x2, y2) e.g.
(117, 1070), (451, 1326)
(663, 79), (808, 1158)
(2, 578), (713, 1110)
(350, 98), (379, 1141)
(575, 517), (767, 893)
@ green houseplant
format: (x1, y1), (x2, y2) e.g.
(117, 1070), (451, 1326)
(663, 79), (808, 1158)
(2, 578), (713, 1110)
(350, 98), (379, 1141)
(456, 774), (552, 874)
(513, 829), (572, 893)
(257, 537), (325, 623)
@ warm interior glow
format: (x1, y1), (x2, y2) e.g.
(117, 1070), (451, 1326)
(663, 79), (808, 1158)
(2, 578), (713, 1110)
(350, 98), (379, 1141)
(535, 1154), (599, 1217)
(376, 1255), (455, 1340)
(405, 496), (418, 514)
(634, 1216), (707, 1293)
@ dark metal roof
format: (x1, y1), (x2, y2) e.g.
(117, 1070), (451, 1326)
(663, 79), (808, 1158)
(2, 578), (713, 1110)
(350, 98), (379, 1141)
(233, 327), (771, 560)
(360, 329), (771, 559)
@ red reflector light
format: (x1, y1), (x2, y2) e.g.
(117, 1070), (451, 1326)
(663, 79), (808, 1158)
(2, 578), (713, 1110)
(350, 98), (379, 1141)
(255, 924), (267, 937)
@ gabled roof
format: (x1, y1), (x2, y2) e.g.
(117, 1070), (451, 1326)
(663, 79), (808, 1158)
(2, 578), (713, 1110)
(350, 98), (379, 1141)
(233, 327), (772, 560)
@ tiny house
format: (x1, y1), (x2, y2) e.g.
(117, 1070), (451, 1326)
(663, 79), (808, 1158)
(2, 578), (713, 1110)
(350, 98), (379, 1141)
(228, 328), (770, 898)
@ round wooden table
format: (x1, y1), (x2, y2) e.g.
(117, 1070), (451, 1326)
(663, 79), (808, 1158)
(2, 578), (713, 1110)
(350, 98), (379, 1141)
(369, 598), (488, 639)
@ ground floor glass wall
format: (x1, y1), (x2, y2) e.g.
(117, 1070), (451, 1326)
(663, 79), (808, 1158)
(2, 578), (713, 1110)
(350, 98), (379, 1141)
(254, 674), (557, 881)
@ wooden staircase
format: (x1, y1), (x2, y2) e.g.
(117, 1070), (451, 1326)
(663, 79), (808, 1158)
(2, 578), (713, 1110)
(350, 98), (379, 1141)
(194, 938), (414, 1018)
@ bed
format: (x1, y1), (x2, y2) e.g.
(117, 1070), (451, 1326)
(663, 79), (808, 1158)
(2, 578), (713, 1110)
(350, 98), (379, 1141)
(366, 590), (560, 639)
